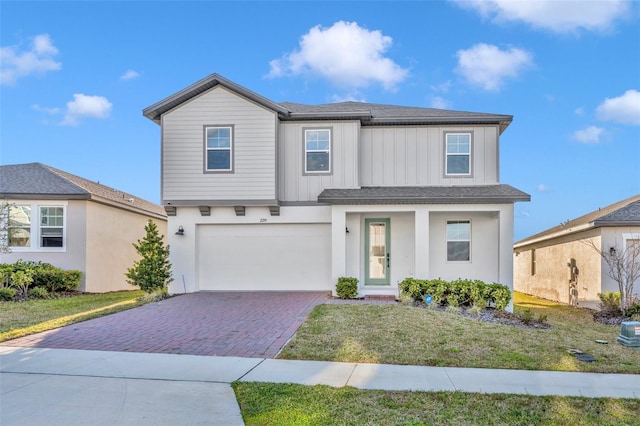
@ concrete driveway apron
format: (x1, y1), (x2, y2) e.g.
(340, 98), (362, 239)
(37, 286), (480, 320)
(3, 291), (330, 358)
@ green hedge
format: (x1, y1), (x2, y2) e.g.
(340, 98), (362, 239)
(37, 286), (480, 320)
(0, 260), (82, 293)
(336, 277), (359, 299)
(399, 277), (511, 311)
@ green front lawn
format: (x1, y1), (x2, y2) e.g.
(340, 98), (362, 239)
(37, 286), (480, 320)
(0, 290), (146, 342)
(278, 292), (640, 374)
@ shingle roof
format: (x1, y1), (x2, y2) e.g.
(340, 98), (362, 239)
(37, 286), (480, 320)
(317, 185), (531, 205)
(0, 162), (166, 218)
(515, 193), (640, 246)
(143, 73), (512, 133)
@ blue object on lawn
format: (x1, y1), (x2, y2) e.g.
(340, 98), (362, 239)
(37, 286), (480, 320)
(424, 294), (432, 305)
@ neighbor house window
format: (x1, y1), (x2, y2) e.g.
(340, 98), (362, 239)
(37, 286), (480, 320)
(40, 206), (64, 247)
(304, 128), (331, 173)
(445, 133), (471, 176)
(8, 204), (65, 250)
(446, 220), (470, 261)
(205, 126), (233, 172)
(8, 205), (32, 247)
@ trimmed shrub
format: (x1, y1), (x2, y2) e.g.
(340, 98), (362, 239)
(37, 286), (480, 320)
(336, 277), (358, 299)
(0, 287), (16, 301)
(11, 270), (33, 298)
(598, 291), (622, 315)
(29, 286), (49, 299)
(399, 277), (512, 311)
(33, 267), (82, 292)
(625, 302), (640, 318)
(0, 261), (82, 293)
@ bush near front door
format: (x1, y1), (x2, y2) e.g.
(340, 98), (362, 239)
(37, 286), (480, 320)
(336, 277), (359, 299)
(399, 277), (511, 310)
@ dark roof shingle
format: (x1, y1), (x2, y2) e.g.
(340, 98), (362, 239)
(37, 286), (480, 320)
(318, 185), (531, 205)
(515, 193), (640, 245)
(0, 162), (166, 218)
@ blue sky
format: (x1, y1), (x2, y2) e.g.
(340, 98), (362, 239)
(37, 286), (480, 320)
(1, 0), (639, 241)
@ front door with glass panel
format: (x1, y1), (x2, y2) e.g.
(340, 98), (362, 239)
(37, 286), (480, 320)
(365, 218), (390, 285)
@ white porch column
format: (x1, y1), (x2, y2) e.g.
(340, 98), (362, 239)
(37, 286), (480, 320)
(331, 206), (347, 296)
(414, 207), (429, 279)
(499, 205), (515, 312)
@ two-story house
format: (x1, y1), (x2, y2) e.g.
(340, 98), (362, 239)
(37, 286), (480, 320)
(143, 73), (530, 300)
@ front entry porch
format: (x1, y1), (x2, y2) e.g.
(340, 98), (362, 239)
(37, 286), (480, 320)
(330, 204), (515, 299)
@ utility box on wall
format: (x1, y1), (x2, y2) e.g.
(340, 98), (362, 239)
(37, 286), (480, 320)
(617, 321), (640, 348)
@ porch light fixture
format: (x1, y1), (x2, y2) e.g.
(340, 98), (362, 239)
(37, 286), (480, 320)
(346, 227), (350, 234)
(609, 247), (616, 256)
(175, 226), (185, 236)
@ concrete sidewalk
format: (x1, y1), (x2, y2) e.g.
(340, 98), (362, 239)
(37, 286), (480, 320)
(2, 345), (639, 426)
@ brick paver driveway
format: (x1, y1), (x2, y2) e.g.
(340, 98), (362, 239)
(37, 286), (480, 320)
(3, 292), (330, 358)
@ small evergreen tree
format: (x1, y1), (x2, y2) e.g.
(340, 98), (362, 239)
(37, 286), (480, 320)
(126, 220), (173, 293)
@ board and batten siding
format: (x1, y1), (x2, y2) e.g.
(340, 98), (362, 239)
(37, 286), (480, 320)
(360, 126), (499, 186)
(278, 121), (360, 202)
(162, 86), (278, 202)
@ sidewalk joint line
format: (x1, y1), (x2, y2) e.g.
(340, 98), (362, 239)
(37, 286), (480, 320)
(235, 358), (267, 381)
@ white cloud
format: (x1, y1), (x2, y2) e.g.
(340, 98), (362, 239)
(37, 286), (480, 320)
(537, 184), (551, 192)
(574, 107), (585, 116)
(430, 96), (452, 109)
(453, 0), (631, 33)
(1, 34), (62, 85)
(267, 21), (409, 91)
(62, 94), (112, 126)
(596, 89), (640, 125)
(32, 104), (61, 115)
(120, 69), (140, 80)
(430, 80), (452, 93)
(573, 125), (605, 143)
(455, 43), (533, 91)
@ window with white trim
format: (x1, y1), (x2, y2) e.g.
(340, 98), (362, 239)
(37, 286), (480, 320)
(445, 133), (471, 176)
(304, 129), (331, 173)
(205, 126), (233, 172)
(8, 204), (66, 250)
(447, 220), (470, 261)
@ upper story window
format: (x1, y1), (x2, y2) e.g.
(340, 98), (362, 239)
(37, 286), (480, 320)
(205, 126), (233, 172)
(445, 133), (472, 176)
(8, 204), (66, 251)
(446, 220), (470, 262)
(304, 128), (331, 174)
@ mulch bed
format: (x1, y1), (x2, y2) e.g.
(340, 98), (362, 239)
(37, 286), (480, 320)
(412, 301), (552, 329)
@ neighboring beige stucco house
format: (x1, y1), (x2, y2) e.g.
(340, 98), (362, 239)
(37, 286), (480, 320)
(143, 73), (529, 306)
(514, 194), (640, 308)
(1, 163), (167, 293)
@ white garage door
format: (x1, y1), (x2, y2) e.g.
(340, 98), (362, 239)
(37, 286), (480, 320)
(197, 224), (332, 291)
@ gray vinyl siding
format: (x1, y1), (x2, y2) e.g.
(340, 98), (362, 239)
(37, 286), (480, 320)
(278, 121), (360, 202)
(162, 86), (277, 201)
(360, 126), (499, 186)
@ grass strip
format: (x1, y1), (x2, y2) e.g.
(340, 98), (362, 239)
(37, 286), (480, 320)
(0, 290), (145, 342)
(233, 382), (640, 426)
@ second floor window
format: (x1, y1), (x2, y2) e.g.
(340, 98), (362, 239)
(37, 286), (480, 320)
(205, 126), (233, 172)
(305, 129), (331, 173)
(445, 133), (471, 176)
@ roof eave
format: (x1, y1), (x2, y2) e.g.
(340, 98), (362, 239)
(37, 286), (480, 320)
(318, 196), (530, 205)
(593, 220), (640, 227)
(2, 193), (90, 201)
